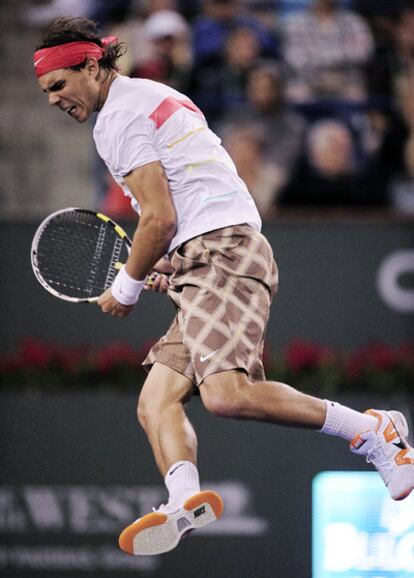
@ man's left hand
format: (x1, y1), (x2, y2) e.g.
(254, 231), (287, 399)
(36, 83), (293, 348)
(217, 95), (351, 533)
(97, 289), (134, 318)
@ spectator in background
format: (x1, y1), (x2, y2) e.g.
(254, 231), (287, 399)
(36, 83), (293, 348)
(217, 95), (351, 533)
(97, 1), (188, 77)
(366, 5), (414, 208)
(23, 0), (98, 26)
(277, 0), (352, 16)
(22, 0), (136, 28)
(390, 7), (414, 131)
(219, 61), (306, 193)
(281, 0), (374, 103)
(175, 0), (204, 21)
(391, 134), (414, 215)
(366, 3), (414, 109)
(221, 123), (285, 218)
(279, 119), (388, 208)
(189, 25), (263, 125)
(192, 0), (279, 67)
(89, 0), (133, 26)
(388, 6), (414, 215)
(351, 0), (406, 22)
(131, 9), (192, 92)
(240, 1), (279, 37)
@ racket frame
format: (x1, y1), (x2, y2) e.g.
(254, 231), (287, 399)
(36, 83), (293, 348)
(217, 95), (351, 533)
(31, 207), (132, 303)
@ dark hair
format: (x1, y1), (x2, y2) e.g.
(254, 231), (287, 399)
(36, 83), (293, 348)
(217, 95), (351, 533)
(36, 16), (126, 71)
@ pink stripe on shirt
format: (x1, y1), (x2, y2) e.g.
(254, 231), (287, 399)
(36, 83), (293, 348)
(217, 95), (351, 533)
(149, 97), (204, 129)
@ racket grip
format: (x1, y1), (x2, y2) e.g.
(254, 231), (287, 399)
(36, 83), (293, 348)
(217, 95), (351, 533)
(145, 272), (158, 286)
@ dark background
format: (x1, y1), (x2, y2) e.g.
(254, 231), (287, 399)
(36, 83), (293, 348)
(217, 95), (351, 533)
(1, 391), (412, 578)
(1, 217), (413, 577)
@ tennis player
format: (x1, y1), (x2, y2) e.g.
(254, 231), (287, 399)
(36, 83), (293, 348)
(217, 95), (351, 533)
(34, 16), (414, 556)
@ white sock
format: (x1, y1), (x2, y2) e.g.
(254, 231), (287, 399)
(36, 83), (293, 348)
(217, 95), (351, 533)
(320, 400), (378, 441)
(165, 461), (200, 504)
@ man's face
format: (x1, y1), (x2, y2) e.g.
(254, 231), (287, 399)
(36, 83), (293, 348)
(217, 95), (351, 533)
(38, 62), (99, 123)
(247, 71), (280, 111)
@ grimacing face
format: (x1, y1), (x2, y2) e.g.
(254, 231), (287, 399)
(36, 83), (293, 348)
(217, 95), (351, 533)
(38, 60), (101, 123)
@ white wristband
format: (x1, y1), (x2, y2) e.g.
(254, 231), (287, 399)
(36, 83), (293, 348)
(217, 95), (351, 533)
(111, 267), (146, 306)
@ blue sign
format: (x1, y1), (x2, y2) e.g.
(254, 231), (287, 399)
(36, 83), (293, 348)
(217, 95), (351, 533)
(313, 472), (414, 578)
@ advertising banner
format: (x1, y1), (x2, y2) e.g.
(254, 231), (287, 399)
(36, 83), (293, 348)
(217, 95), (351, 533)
(313, 472), (414, 578)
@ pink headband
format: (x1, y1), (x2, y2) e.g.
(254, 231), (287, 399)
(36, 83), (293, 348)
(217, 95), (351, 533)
(33, 37), (118, 78)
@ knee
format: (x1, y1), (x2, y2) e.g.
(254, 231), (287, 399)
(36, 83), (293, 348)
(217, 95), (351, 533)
(137, 379), (193, 431)
(137, 363), (195, 433)
(200, 372), (250, 419)
(137, 388), (164, 432)
(137, 393), (151, 431)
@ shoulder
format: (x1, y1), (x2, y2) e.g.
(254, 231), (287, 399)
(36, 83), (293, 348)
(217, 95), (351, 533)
(100, 76), (178, 116)
(94, 77), (179, 137)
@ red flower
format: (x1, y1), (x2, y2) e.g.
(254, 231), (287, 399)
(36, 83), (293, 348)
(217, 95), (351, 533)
(57, 345), (88, 373)
(346, 349), (366, 379)
(0, 352), (21, 373)
(367, 344), (398, 371)
(346, 342), (410, 380)
(396, 343), (414, 367)
(347, 343), (399, 377)
(94, 342), (138, 373)
(285, 340), (331, 371)
(18, 338), (55, 369)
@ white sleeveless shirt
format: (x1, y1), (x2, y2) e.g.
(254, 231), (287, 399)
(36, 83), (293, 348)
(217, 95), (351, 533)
(93, 76), (261, 252)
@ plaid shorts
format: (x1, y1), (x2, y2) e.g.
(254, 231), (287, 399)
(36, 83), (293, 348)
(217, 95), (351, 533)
(143, 225), (278, 385)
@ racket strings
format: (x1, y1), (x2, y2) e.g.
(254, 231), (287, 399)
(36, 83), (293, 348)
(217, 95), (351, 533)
(34, 211), (128, 299)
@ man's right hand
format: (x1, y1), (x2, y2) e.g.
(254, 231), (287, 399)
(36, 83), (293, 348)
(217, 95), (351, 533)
(145, 257), (174, 293)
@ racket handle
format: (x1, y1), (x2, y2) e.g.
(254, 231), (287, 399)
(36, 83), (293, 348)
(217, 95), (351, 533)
(146, 272), (159, 286)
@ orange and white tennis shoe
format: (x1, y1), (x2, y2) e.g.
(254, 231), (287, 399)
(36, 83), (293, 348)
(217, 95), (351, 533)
(350, 409), (414, 500)
(118, 490), (223, 556)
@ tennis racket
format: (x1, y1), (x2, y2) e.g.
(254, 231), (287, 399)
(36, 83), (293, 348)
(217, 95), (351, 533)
(31, 208), (133, 303)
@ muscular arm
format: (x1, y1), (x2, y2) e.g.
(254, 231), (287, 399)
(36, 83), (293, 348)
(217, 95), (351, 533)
(98, 161), (177, 317)
(124, 161), (176, 279)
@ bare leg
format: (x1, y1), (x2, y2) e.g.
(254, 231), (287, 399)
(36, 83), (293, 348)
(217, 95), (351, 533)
(119, 364), (223, 556)
(138, 362), (198, 476)
(200, 369), (327, 428)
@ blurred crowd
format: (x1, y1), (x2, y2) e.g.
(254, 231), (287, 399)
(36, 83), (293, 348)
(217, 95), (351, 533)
(25, 0), (414, 219)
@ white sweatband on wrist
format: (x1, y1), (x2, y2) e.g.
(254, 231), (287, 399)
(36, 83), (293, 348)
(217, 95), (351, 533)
(111, 267), (146, 306)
